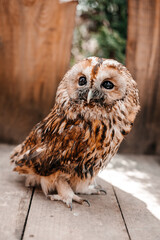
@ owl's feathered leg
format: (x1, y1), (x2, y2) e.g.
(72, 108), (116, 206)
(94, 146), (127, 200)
(25, 175), (40, 187)
(47, 178), (90, 210)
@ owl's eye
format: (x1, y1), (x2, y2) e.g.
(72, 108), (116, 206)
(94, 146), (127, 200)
(78, 76), (87, 86)
(101, 80), (114, 90)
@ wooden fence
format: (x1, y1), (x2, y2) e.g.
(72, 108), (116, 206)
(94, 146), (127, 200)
(0, 0), (159, 154)
(0, 0), (77, 143)
(119, 0), (160, 155)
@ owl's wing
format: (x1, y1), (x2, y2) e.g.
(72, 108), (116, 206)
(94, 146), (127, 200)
(10, 107), (57, 172)
(11, 108), (91, 176)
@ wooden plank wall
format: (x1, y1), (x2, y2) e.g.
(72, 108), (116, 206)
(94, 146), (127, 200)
(120, 0), (160, 154)
(0, 0), (77, 144)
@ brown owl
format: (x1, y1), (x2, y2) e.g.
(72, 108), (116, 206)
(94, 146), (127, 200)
(11, 57), (140, 209)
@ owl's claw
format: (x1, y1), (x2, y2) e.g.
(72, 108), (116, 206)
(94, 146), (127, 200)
(82, 199), (90, 207)
(99, 189), (107, 195)
(82, 187), (107, 195)
(68, 202), (73, 211)
(47, 193), (90, 210)
(93, 184), (107, 194)
(72, 194), (90, 207)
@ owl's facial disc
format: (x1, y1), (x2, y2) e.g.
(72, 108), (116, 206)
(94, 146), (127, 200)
(58, 57), (128, 108)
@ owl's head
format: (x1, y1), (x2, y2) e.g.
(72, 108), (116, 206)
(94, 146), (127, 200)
(56, 57), (139, 111)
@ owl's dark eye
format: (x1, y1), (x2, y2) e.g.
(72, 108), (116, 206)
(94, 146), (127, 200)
(101, 80), (114, 90)
(78, 76), (87, 86)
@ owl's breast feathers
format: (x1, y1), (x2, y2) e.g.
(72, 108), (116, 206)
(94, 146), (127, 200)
(11, 102), (136, 179)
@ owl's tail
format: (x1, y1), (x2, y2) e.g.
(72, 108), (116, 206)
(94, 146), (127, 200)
(10, 144), (33, 174)
(10, 143), (45, 175)
(10, 144), (23, 163)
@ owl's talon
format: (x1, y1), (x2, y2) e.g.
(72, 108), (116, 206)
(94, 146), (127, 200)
(83, 199), (90, 207)
(99, 189), (107, 195)
(68, 202), (73, 211)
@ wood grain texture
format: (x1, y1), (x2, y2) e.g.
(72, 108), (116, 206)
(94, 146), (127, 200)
(120, 0), (160, 154)
(114, 187), (160, 240)
(100, 154), (160, 240)
(0, 144), (33, 240)
(1, 144), (160, 240)
(23, 178), (129, 240)
(0, 0), (77, 143)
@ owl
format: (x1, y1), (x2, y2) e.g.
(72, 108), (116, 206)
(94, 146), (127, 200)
(11, 57), (140, 209)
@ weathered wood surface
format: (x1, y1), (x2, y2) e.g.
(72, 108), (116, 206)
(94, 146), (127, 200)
(0, 0), (77, 144)
(100, 155), (160, 240)
(23, 178), (129, 240)
(0, 144), (160, 240)
(0, 145), (33, 240)
(120, 0), (160, 154)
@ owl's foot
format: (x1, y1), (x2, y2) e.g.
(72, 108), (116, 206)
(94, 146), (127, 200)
(73, 194), (90, 207)
(47, 177), (90, 210)
(79, 185), (107, 195)
(91, 183), (107, 195)
(84, 189), (107, 195)
(47, 194), (90, 210)
(47, 194), (73, 210)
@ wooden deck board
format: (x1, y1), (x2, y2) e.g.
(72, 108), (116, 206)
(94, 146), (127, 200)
(0, 144), (160, 240)
(0, 144), (33, 240)
(23, 178), (129, 240)
(100, 155), (160, 240)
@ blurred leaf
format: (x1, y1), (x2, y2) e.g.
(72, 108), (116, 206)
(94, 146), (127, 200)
(72, 0), (127, 64)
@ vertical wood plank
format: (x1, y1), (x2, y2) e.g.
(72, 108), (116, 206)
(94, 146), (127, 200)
(0, 144), (33, 240)
(120, 0), (160, 154)
(0, 0), (77, 143)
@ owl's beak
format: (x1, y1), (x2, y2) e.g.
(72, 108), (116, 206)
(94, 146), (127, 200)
(87, 89), (93, 103)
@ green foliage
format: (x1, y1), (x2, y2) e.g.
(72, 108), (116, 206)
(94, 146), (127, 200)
(72, 0), (127, 64)
(96, 26), (126, 63)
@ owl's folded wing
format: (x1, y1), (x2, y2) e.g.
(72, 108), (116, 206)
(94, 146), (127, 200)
(11, 110), (90, 176)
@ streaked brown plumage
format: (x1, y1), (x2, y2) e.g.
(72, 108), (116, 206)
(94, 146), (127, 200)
(11, 57), (140, 209)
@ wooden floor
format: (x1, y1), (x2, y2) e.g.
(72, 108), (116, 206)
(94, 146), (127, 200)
(0, 144), (160, 240)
